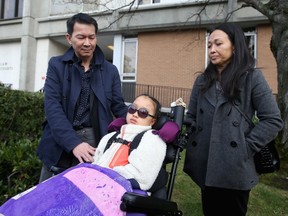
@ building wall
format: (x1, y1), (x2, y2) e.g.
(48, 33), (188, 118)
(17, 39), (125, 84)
(137, 29), (206, 89)
(136, 24), (278, 104)
(34, 39), (67, 91)
(257, 24), (278, 94)
(0, 0), (278, 97)
(0, 42), (21, 89)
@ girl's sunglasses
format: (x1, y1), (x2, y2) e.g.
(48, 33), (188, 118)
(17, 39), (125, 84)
(128, 104), (156, 119)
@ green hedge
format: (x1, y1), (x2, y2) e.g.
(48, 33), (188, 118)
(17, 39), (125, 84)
(0, 84), (44, 204)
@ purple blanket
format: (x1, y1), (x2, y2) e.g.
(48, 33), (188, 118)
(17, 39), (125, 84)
(0, 163), (134, 216)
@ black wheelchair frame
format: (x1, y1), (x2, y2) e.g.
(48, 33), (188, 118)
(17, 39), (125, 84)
(50, 103), (187, 216)
(120, 104), (187, 216)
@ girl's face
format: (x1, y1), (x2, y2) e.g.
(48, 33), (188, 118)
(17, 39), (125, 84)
(126, 96), (157, 126)
(208, 29), (234, 73)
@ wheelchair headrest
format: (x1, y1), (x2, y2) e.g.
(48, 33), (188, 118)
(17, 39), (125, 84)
(107, 116), (180, 143)
(108, 117), (126, 133)
(152, 115), (169, 130)
(152, 121), (180, 143)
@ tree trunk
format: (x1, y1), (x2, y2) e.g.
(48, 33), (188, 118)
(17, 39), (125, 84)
(271, 24), (288, 146)
(244, 0), (288, 146)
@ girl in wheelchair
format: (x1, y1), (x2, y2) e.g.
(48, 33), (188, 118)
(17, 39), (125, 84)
(0, 94), (179, 216)
(93, 93), (166, 192)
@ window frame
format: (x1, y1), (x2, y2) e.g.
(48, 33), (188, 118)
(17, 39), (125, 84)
(121, 38), (138, 82)
(0, 0), (23, 20)
(138, 0), (160, 5)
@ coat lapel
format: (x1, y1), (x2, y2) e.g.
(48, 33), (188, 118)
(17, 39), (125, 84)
(203, 82), (217, 107)
(203, 82), (231, 122)
(70, 65), (81, 112)
(216, 92), (228, 106)
(91, 68), (107, 111)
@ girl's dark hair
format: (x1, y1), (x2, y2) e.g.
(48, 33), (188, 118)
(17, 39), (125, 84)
(202, 22), (255, 101)
(66, 13), (98, 35)
(135, 94), (162, 119)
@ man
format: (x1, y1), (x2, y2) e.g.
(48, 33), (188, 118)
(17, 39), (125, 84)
(37, 13), (127, 182)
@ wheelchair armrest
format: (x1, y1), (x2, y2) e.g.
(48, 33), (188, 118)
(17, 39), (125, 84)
(120, 192), (183, 215)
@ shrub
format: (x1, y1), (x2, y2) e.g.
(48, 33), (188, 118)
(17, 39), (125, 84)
(0, 84), (44, 204)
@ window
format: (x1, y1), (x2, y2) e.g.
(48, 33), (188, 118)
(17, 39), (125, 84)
(137, 0), (205, 5)
(122, 38), (138, 81)
(245, 32), (257, 60)
(138, 0), (160, 5)
(0, 0), (23, 19)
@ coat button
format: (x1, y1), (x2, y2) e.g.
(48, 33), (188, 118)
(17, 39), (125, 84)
(232, 121), (239, 127)
(192, 141), (197, 146)
(230, 141), (238, 147)
(200, 108), (204, 113)
(198, 126), (203, 131)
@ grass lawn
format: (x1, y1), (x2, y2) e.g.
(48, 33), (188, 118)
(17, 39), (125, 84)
(169, 150), (288, 216)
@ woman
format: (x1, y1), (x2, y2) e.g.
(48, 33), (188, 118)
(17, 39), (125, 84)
(183, 22), (283, 216)
(0, 94), (178, 216)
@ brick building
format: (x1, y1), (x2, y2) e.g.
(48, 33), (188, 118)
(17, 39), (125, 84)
(0, 0), (277, 107)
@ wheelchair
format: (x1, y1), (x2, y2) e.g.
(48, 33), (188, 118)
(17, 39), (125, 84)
(0, 102), (187, 216)
(50, 102), (187, 215)
(119, 102), (187, 216)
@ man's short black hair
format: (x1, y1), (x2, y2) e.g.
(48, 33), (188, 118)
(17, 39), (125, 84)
(66, 13), (98, 35)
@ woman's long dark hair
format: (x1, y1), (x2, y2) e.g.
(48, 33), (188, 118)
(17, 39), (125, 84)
(202, 23), (255, 101)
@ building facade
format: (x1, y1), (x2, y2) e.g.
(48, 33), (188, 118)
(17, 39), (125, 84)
(0, 0), (276, 107)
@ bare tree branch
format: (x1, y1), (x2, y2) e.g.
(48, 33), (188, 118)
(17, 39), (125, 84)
(93, 0), (139, 30)
(242, 0), (273, 20)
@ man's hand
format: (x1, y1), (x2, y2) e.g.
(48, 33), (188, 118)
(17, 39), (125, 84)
(72, 142), (96, 163)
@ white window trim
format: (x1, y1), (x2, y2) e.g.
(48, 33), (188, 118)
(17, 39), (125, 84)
(121, 38), (138, 82)
(245, 32), (257, 61)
